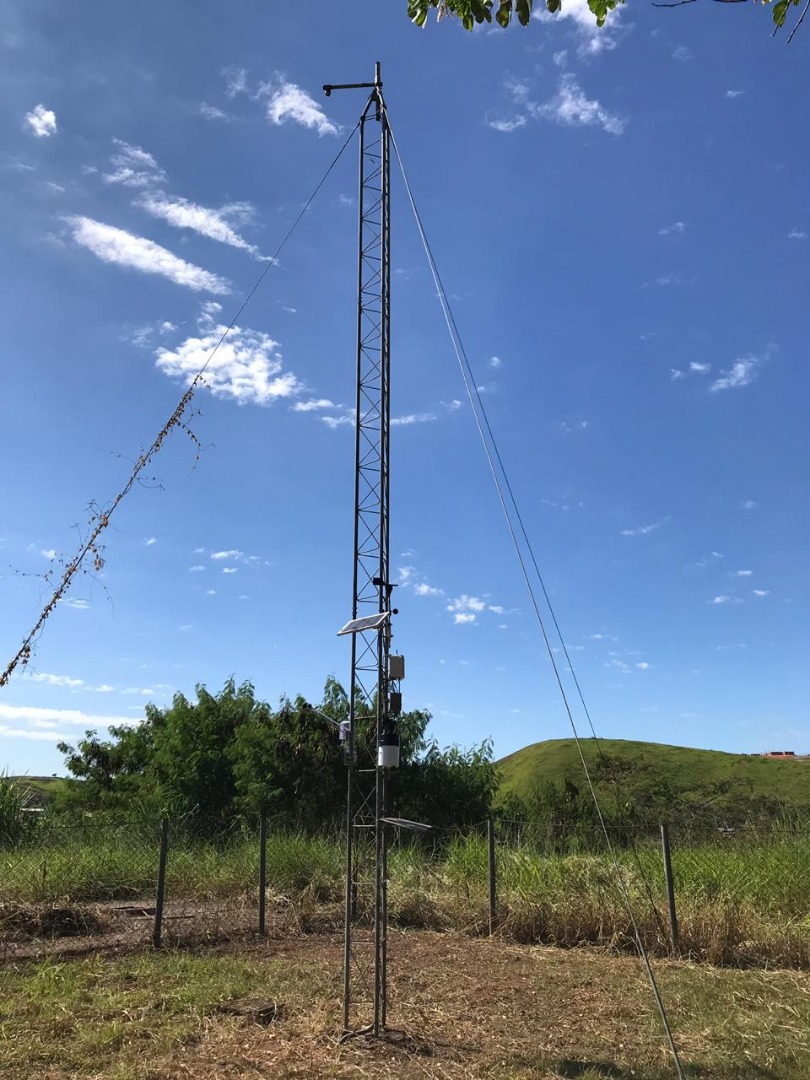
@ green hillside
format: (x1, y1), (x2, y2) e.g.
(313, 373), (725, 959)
(497, 739), (810, 810)
(8, 776), (65, 809)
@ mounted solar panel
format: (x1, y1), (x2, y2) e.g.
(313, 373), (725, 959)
(380, 817), (432, 834)
(336, 611), (390, 636)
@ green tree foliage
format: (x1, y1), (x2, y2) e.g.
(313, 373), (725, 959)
(56, 677), (497, 832)
(407, 0), (805, 37)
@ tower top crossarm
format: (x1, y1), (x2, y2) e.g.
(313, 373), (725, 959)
(323, 61), (385, 117)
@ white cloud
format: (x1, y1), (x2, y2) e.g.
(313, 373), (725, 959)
(156, 322), (299, 405)
(292, 398), (338, 412)
(710, 352), (767, 393)
(59, 597), (90, 610)
(211, 549), (244, 560)
(453, 613), (477, 625)
(103, 139), (165, 188)
(414, 582), (443, 597)
(485, 115), (527, 133)
(223, 66), (249, 98)
(690, 362), (711, 374)
(68, 217), (230, 294)
(40, 548), (58, 559)
(488, 355), (503, 369)
(752, 589), (770, 597)
(636, 662), (651, 670)
(222, 567), (238, 574)
(488, 605), (506, 614)
(0, 703), (136, 729)
(709, 595), (742, 605)
(561, 419), (589, 431)
(137, 193), (262, 257)
(670, 369), (686, 381)
(534, 0), (624, 56)
(532, 74), (625, 136)
(391, 411), (437, 426)
(447, 595), (487, 614)
(322, 414), (353, 429)
(25, 104), (57, 137)
(659, 221), (686, 236)
(262, 79), (340, 136)
(398, 566), (415, 584)
(741, 500), (759, 511)
(206, 588), (217, 595)
(726, 90), (745, 99)
(144, 537), (158, 546)
(735, 570), (753, 577)
(788, 229), (807, 240)
(621, 521), (663, 537)
(189, 565), (205, 572)
(672, 45), (693, 63)
(28, 672), (84, 689)
(199, 102), (230, 121)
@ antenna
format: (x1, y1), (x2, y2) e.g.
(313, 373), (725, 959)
(327, 62), (400, 1041)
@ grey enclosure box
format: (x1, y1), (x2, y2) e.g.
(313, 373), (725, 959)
(389, 654), (405, 680)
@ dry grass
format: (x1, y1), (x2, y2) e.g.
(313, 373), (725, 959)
(1, 931), (808, 1079)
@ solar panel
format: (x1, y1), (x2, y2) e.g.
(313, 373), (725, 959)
(336, 611), (390, 636)
(380, 817), (432, 834)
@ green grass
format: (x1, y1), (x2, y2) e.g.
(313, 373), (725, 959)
(7, 776), (65, 809)
(2, 829), (808, 968)
(496, 737), (810, 808)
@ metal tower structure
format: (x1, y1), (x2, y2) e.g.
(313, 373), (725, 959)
(324, 62), (398, 1039)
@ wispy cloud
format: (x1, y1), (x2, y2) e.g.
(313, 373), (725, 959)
(25, 104), (57, 137)
(144, 537), (158, 546)
(260, 78), (340, 137)
(198, 102), (231, 122)
(485, 115), (527, 133)
(67, 217), (230, 293)
(488, 355), (503, 369)
(211, 550), (243, 560)
(671, 361), (711, 381)
(621, 520), (665, 537)
(532, 74), (625, 135)
(710, 349), (772, 393)
(223, 66), (249, 99)
(414, 582), (444, 597)
(292, 399), (339, 413)
(741, 499), (759, 511)
(734, 569), (753, 577)
(726, 89), (745, 99)
(137, 193), (263, 257)
(709, 595), (743, 605)
(391, 411), (437, 426)
(672, 45), (693, 63)
(103, 139), (165, 188)
(659, 221), (686, 236)
(156, 322), (298, 405)
(0, 703), (137, 730)
(752, 589), (770, 598)
(453, 613), (476, 625)
(788, 228), (807, 240)
(27, 672), (83, 689)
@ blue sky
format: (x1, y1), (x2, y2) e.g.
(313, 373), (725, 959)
(2, 1), (808, 777)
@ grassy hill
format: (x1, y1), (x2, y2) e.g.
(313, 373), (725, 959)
(8, 775), (65, 809)
(497, 738), (810, 810)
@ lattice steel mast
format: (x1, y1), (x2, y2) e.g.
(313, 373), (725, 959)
(324, 62), (398, 1039)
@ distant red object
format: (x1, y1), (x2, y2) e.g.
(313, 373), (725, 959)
(763, 750), (796, 758)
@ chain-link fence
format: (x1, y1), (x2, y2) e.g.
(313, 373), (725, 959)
(2, 815), (807, 967)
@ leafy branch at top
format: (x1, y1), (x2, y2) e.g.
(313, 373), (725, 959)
(407, 0), (807, 35)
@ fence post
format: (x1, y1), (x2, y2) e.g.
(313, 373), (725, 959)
(153, 817), (169, 949)
(487, 817), (497, 936)
(660, 822), (679, 955)
(258, 811), (268, 936)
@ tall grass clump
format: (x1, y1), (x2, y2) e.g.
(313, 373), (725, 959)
(0, 774), (33, 848)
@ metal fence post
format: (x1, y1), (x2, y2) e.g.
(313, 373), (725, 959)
(153, 817), (169, 949)
(258, 811), (268, 936)
(487, 817), (497, 935)
(660, 822), (679, 955)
